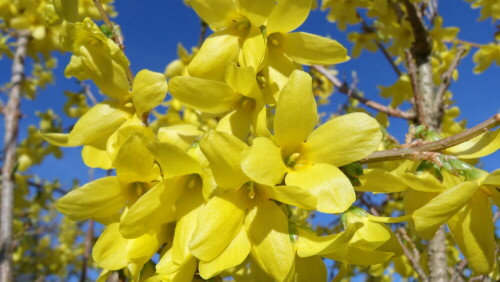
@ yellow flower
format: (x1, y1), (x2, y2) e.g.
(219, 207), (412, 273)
(242, 70), (382, 213)
(296, 207), (402, 265)
(186, 0), (275, 79)
(169, 63), (264, 139)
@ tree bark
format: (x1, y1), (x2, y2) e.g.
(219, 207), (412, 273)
(1, 30), (30, 282)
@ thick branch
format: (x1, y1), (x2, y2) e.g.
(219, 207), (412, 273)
(396, 228), (429, 282)
(405, 49), (426, 125)
(1, 30), (30, 282)
(361, 113), (500, 163)
(312, 65), (416, 119)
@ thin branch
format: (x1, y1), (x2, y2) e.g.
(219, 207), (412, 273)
(80, 81), (98, 105)
(396, 229), (429, 282)
(1, 29), (30, 282)
(92, 0), (134, 84)
(361, 113), (500, 163)
(405, 49), (426, 125)
(79, 220), (94, 282)
(435, 46), (467, 114)
(358, 14), (402, 77)
(450, 259), (467, 282)
(312, 65), (416, 119)
(197, 20), (208, 49)
(444, 39), (484, 48)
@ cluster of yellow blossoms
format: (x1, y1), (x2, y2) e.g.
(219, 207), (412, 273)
(39, 0), (500, 281)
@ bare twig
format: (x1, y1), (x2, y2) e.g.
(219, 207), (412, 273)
(450, 259), (467, 282)
(358, 14), (402, 77)
(435, 46), (467, 116)
(396, 229), (429, 282)
(80, 81), (98, 105)
(1, 29), (30, 282)
(92, 0), (134, 84)
(197, 20), (208, 48)
(361, 113), (500, 163)
(405, 49), (426, 125)
(79, 220), (94, 282)
(312, 65), (416, 119)
(444, 39), (484, 48)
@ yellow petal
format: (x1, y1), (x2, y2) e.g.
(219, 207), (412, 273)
(132, 69), (168, 115)
(266, 0), (312, 34)
(171, 189), (204, 265)
(56, 176), (125, 223)
(148, 141), (202, 178)
(274, 70), (317, 153)
(215, 109), (251, 141)
(188, 30), (240, 81)
(157, 124), (204, 151)
(294, 256), (327, 282)
(245, 199), (294, 281)
(169, 76), (239, 114)
(261, 185), (317, 210)
(412, 181), (479, 239)
(237, 0), (275, 27)
(40, 132), (78, 147)
(398, 171), (447, 192)
(189, 190), (246, 261)
(448, 192), (495, 274)
(188, 0), (238, 30)
(156, 250), (197, 281)
(445, 128), (500, 159)
(296, 223), (395, 265)
(482, 169), (500, 207)
(280, 32), (349, 65)
(225, 62), (261, 99)
(126, 228), (169, 265)
(240, 25), (266, 70)
(82, 144), (113, 170)
(286, 163), (355, 213)
(241, 137), (286, 186)
(68, 101), (131, 145)
(304, 112), (382, 167)
(356, 168), (407, 193)
(296, 224), (356, 257)
(114, 132), (156, 183)
(199, 131), (250, 189)
(120, 179), (183, 238)
(93, 223), (128, 270)
(198, 226), (251, 279)
(54, 0), (79, 22)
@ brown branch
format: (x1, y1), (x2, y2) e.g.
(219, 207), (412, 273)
(312, 65), (416, 119)
(403, 0), (431, 59)
(197, 20), (208, 49)
(92, 0), (134, 84)
(1, 29), (30, 282)
(396, 228), (429, 282)
(405, 49), (426, 125)
(358, 14), (402, 77)
(435, 46), (467, 117)
(450, 259), (467, 282)
(361, 113), (500, 163)
(79, 220), (94, 282)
